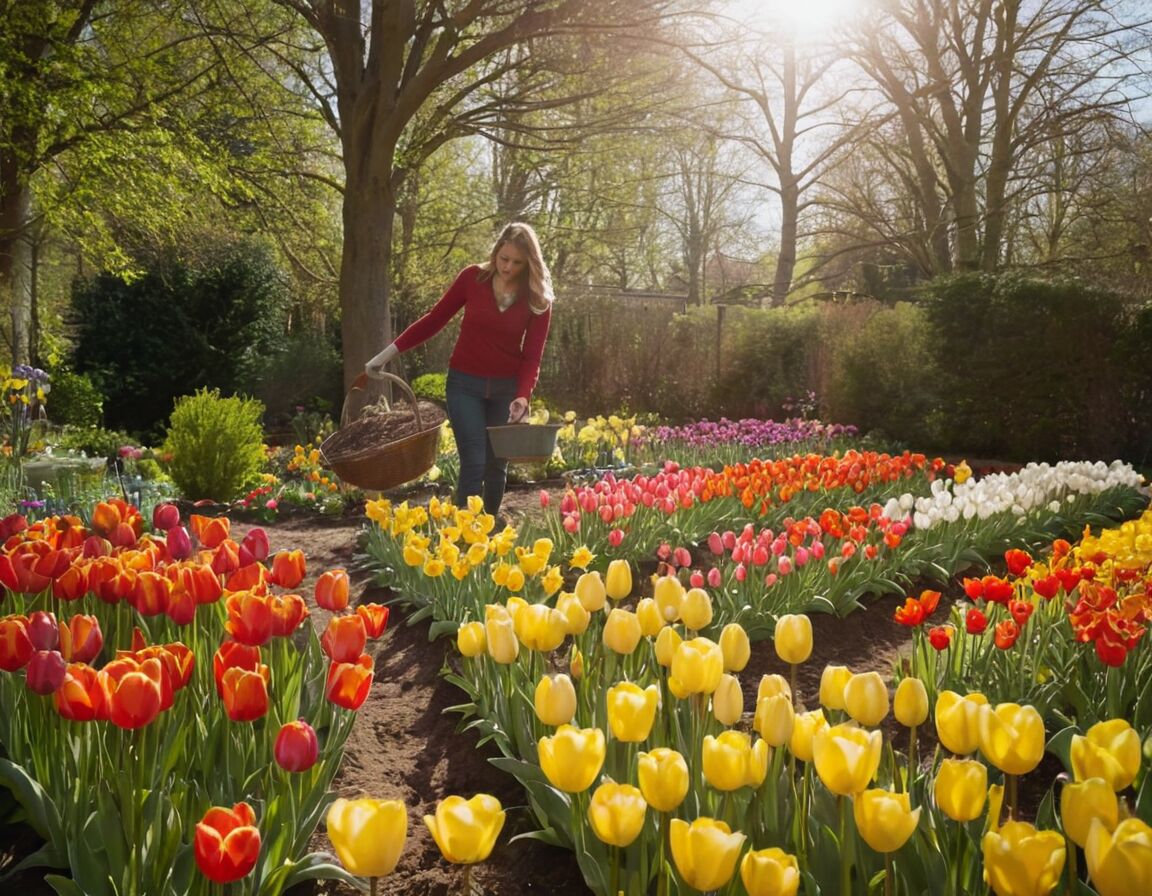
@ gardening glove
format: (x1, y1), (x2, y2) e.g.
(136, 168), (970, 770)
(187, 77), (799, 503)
(365, 343), (399, 378)
(508, 397), (529, 423)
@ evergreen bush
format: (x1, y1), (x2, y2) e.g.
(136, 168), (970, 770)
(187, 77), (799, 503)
(162, 389), (266, 502)
(411, 372), (447, 403)
(45, 368), (104, 429)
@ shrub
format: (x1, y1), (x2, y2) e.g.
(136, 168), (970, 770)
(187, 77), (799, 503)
(50, 425), (135, 460)
(162, 388), (266, 501)
(411, 372), (447, 403)
(45, 368), (103, 428)
(241, 332), (343, 431)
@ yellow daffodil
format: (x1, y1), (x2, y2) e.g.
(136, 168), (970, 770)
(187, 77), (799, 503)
(568, 545), (595, 570)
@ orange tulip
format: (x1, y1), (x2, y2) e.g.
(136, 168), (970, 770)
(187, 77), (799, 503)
(221, 665), (270, 722)
(213, 641), (266, 697)
(326, 654), (373, 710)
(321, 615), (368, 663)
(168, 562), (223, 605)
(190, 514), (231, 549)
(131, 571), (172, 617)
(58, 614), (103, 664)
(52, 563), (89, 601)
(211, 540), (242, 576)
(269, 594), (308, 637)
(0, 616), (33, 671)
(269, 549), (306, 588)
(54, 662), (106, 721)
(356, 603), (390, 638)
(102, 656), (168, 729)
(225, 592), (274, 646)
(194, 802), (260, 883)
(315, 569), (350, 611)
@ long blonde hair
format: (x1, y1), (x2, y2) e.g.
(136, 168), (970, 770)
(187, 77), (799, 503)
(478, 222), (554, 312)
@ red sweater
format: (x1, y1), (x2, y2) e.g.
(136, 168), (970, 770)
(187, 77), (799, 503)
(394, 265), (551, 399)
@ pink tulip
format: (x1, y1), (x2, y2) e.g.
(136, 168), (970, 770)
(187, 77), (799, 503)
(560, 493), (576, 513)
(167, 526), (194, 561)
(153, 503), (181, 532)
(707, 568), (722, 588)
(690, 570), (704, 588)
(765, 573), (778, 587)
(735, 563), (747, 582)
(812, 541), (826, 560)
(771, 537), (787, 556)
(751, 545), (769, 567)
(26, 650), (67, 695)
(778, 556), (793, 576)
(608, 528), (625, 547)
(721, 531), (736, 550)
(795, 547), (810, 567)
(241, 529), (270, 563)
(563, 514), (580, 534)
(27, 611), (59, 650)
(708, 533), (723, 555)
(674, 547), (692, 568)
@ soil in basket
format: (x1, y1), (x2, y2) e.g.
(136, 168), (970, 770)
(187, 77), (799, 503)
(323, 400), (446, 459)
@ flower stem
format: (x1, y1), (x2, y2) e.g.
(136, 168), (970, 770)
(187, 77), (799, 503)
(839, 794), (852, 896)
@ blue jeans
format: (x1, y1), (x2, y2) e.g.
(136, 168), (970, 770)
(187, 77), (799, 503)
(445, 369), (518, 515)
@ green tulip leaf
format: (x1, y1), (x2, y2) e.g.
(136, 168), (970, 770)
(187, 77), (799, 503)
(429, 619), (460, 640)
(509, 827), (566, 848)
(0, 758), (65, 845)
(0, 840), (68, 879)
(45, 875), (85, 896)
(1045, 725), (1077, 775)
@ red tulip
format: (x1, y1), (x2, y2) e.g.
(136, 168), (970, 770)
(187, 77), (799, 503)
(26, 649), (67, 695)
(240, 528), (270, 563)
(194, 802), (261, 884)
(994, 619), (1021, 650)
(0, 550), (51, 594)
(132, 571), (172, 617)
(965, 607), (988, 635)
(315, 569), (350, 612)
(269, 549), (306, 588)
(321, 615), (367, 663)
(166, 525), (193, 561)
(1032, 574), (1060, 600)
(325, 654), (373, 710)
(211, 540), (241, 576)
(213, 641), (265, 698)
(221, 666), (270, 721)
(101, 656), (167, 729)
(152, 502), (181, 532)
(52, 563), (89, 601)
(356, 603), (390, 639)
(27, 610), (59, 650)
(59, 614), (103, 664)
(225, 592), (274, 646)
(928, 625), (953, 651)
(55, 663), (106, 721)
(1008, 599), (1034, 627)
(0, 513), (27, 541)
(0, 616), (33, 671)
(1004, 548), (1034, 577)
(274, 720), (319, 772)
(165, 583), (198, 625)
(109, 522), (138, 548)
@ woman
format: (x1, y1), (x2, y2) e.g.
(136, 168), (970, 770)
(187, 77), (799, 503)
(365, 222), (554, 515)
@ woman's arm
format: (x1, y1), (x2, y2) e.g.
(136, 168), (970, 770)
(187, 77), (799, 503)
(392, 267), (474, 352)
(515, 304), (552, 400)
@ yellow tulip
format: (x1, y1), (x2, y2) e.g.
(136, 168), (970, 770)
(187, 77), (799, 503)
(702, 730), (769, 791)
(569, 645), (584, 680)
(670, 817), (746, 891)
(533, 674), (577, 727)
(933, 758), (988, 822)
(818, 664), (852, 711)
(1071, 719), (1142, 791)
(504, 595), (527, 619)
(740, 847), (800, 896)
(712, 673), (744, 726)
(774, 614), (813, 664)
(574, 570), (607, 611)
(789, 708), (828, 763)
(979, 703), (1045, 776)
(757, 673), (792, 702)
(894, 677), (929, 728)
(638, 747), (689, 812)
(423, 794), (505, 864)
(556, 592), (590, 635)
(602, 607), (643, 655)
(587, 781), (647, 847)
(1060, 777), (1119, 848)
(1085, 817), (1152, 896)
(484, 614), (519, 664)
(754, 693), (795, 747)
(654, 625), (682, 667)
(844, 671), (889, 727)
(456, 621), (485, 658)
(812, 723), (882, 796)
(538, 725), (605, 793)
(606, 682), (660, 742)
(513, 603), (568, 653)
(326, 798), (407, 877)
(854, 788), (921, 853)
(635, 597), (664, 637)
(653, 574), (684, 622)
(935, 690), (989, 756)
(719, 623), (751, 672)
(605, 558), (633, 600)
(982, 820), (1065, 896)
(681, 587), (714, 630)
(668, 637), (724, 696)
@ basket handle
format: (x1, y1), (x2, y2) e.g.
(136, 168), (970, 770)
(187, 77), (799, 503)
(341, 372), (424, 429)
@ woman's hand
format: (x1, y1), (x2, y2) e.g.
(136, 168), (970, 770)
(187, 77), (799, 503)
(508, 397), (529, 423)
(365, 343), (399, 378)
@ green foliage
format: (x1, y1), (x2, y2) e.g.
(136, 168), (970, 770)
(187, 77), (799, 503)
(241, 331), (342, 432)
(411, 372), (447, 402)
(70, 238), (291, 440)
(43, 369), (104, 429)
(162, 388), (266, 502)
(48, 425), (134, 461)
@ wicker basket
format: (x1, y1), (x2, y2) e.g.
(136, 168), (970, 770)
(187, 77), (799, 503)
(320, 372), (444, 491)
(487, 423), (563, 463)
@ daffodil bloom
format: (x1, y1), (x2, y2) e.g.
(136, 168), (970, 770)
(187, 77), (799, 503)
(982, 820), (1065, 896)
(894, 677), (929, 727)
(668, 637), (724, 697)
(534, 674), (577, 727)
(587, 782), (647, 847)
(818, 664), (852, 711)
(702, 730), (769, 791)
(423, 794), (505, 864)
(774, 614), (813, 664)
(326, 798), (407, 877)
(602, 608), (642, 655)
(669, 817), (746, 891)
(1060, 777), (1119, 848)
(740, 847), (800, 896)
(538, 725), (605, 793)
(935, 690), (989, 756)
(978, 702), (1045, 776)
(681, 587), (714, 630)
(812, 723), (882, 796)
(933, 758), (988, 822)
(712, 673), (744, 726)
(719, 623), (751, 671)
(637, 747), (689, 812)
(843, 671), (889, 727)
(605, 559), (632, 600)
(540, 565), (564, 596)
(1071, 719), (1142, 791)
(1085, 817), (1152, 896)
(606, 682), (660, 742)
(568, 545), (595, 570)
(754, 693), (795, 747)
(854, 788), (921, 853)
(574, 571), (607, 611)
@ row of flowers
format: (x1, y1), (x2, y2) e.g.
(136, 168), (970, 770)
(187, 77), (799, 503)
(0, 498), (376, 894)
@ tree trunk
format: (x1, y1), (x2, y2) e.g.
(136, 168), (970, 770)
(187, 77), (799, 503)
(771, 176), (799, 307)
(0, 145), (33, 365)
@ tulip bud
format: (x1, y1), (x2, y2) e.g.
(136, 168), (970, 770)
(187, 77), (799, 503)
(605, 559), (632, 600)
(587, 782), (647, 847)
(574, 571), (607, 611)
(754, 693), (795, 747)
(569, 645), (584, 680)
(456, 621), (486, 658)
(894, 677), (929, 728)
(274, 720), (319, 772)
(654, 625), (682, 667)
(681, 587), (713, 631)
(757, 673), (792, 702)
(719, 623), (751, 672)
(933, 757), (988, 822)
(27, 611), (59, 651)
(844, 671), (889, 727)
(534, 674), (577, 727)
(712, 673), (744, 726)
(315, 569), (350, 612)
(637, 747), (689, 812)
(152, 502), (181, 531)
(602, 608), (642, 655)
(653, 574), (684, 622)
(790, 709), (828, 762)
(166, 525), (194, 561)
(818, 664), (852, 711)
(26, 649), (67, 695)
(607, 681), (660, 742)
(774, 614), (813, 664)
(484, 615), (519, 664)
(854, 788), (921, 853)
(241, 528), (270, 563)
(635, 598), (664, 637)
(934, 690), (989, 756)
